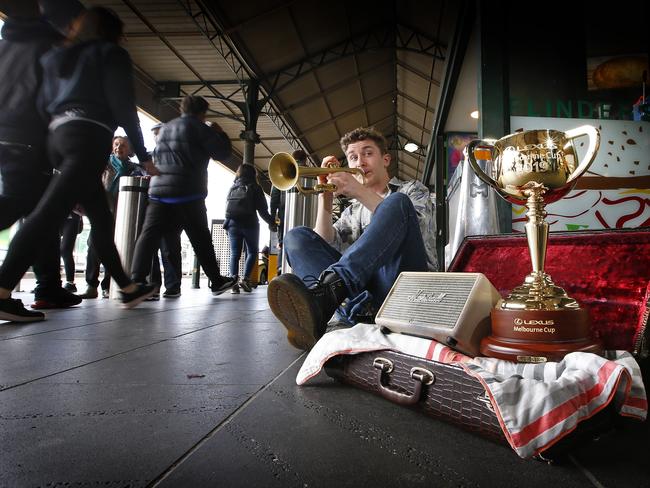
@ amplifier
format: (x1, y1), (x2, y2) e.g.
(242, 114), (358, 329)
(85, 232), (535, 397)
(375, 272), (501, 357)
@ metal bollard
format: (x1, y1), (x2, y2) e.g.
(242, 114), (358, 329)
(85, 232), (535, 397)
(110, 176), (149, 299)
(280, 178), (317, 274)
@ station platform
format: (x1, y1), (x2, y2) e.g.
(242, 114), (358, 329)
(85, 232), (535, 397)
(1, 277), (648, 487)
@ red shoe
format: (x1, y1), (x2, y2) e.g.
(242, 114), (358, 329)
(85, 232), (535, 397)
(31, 288), (82, 309)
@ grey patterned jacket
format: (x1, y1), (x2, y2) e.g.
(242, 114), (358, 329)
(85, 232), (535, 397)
(329, 177), (438, 271)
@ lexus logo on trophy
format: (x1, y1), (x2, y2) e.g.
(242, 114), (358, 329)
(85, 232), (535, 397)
(467, 126), (603, 362)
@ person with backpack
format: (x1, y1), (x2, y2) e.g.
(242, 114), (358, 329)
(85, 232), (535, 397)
(224, 164), (277, 293)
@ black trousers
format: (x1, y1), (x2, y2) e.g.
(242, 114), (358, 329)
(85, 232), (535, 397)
(60, 213), (81, 283)
(131, 199), (220, 284)
(160, 231), (183, 290)
(84, 232), (112, 290)
(0, 123), (131, 291)
(0, 144), (61, 294)
(149, 230), (183, 291)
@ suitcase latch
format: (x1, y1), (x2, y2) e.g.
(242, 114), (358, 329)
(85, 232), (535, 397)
(410, 367), (435, 385)
(373, 357), (394, 373)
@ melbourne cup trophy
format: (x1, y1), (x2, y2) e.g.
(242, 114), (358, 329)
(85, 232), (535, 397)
(467, 126), (603, 363)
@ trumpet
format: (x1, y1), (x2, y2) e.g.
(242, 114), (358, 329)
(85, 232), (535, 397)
(268, 152), (364, 194)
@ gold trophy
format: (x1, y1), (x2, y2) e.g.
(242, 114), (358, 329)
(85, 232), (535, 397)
(467, 126), (602, 363)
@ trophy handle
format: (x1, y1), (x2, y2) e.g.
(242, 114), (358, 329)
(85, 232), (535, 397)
(466, 139), (503, 194)
(563, 125), (600, 184)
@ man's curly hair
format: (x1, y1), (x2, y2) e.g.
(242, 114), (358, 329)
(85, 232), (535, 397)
(340, 127), (388, 155)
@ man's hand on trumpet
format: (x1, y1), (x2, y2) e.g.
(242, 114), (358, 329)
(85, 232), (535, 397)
(319, 155), (340, 185)
(320, 155), (366, 199)
(328, 170), (365, 198)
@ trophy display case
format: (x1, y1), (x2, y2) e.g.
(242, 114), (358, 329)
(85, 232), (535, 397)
(448, 228), (650, 357)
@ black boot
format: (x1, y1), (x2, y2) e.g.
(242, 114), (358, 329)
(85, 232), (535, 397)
(267, 270), (348, 350)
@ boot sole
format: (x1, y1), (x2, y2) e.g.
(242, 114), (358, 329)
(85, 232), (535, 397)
(267, 276), (319, 350)
(31, 300), (81, 310)
(0, 311), (45, 322)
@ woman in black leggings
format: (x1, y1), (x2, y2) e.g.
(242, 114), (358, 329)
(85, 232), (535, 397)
(0, 7), (157, 321)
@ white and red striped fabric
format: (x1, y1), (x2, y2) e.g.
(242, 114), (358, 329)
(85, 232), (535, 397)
(296, 323), (648, 459)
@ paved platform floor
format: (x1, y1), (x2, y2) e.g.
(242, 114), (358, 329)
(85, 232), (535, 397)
(1, 278), (648, 487)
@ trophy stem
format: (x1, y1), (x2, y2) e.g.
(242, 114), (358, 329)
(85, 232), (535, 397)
(523, 184), (548, 278)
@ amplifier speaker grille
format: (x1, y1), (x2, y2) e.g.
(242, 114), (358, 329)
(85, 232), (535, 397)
(379, 276), (478, 329)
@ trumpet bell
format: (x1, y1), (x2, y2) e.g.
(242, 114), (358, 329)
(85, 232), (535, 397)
(268, 152), (299, 191)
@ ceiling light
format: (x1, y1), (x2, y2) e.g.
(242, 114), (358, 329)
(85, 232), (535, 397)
(404, 142), (418, 152)
(470, 110), (479, 119)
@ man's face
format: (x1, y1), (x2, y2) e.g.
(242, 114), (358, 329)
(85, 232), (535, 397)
(113, 138), (130, 160)
(345, 139), (390, 187)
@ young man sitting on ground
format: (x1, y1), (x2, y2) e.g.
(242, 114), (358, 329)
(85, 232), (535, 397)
(268, 127), (438, 350)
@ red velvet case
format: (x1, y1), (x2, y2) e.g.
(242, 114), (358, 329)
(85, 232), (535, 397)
(448, 228), (650, 356)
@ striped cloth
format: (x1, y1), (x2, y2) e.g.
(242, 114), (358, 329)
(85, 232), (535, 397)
(296, 323), (648, 459)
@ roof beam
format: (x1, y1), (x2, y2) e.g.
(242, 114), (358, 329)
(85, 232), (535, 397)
(397, 89), (437, 114)
(287, 7), (339, 134)
(397, 113), (431, 135)
(268, 23), (446, 95)
(163, 79), (242, 86)
(177, 0), (314, 158)
(122, 0), (230, 103)
(222, 1), (299, 35)
(342, 2), (370, 128)
(299, 91), (395, 137)
(396, 60), (441, 86)
(125, 31), (206, 38)
(281, 58), (394, 113)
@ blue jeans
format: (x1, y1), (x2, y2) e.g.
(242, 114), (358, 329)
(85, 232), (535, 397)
(227, 221), (259, 279)
(283, 192), (428, 322)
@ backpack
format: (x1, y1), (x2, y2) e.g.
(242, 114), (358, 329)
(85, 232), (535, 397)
(226, 182), (256, 217)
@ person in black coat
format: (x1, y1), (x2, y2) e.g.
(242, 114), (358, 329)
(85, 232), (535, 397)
(224, 164), (277, 293)
(0, 0), (84, 321)
(0, 6), (156, 318)
(130, 95), (236, 296)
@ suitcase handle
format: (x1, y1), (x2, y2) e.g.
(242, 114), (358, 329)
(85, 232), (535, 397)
(373, 358), (435, 406)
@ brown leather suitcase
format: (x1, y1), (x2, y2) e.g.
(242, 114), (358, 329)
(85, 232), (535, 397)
(324, 349), (619, 460)
(326, 350), (505, 442)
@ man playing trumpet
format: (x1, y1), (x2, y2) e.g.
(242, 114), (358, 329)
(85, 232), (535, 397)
(268, 127), (438, 350)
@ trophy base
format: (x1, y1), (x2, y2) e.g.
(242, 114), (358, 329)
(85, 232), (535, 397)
(480, 308), (602, 363)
